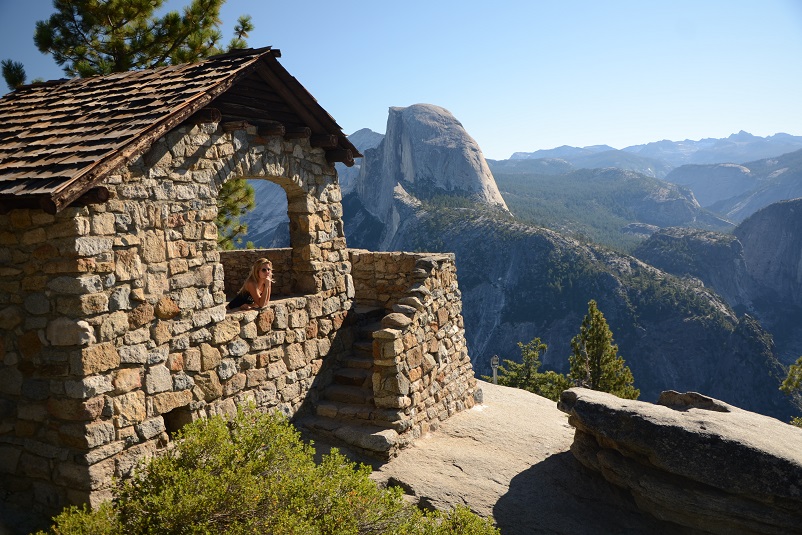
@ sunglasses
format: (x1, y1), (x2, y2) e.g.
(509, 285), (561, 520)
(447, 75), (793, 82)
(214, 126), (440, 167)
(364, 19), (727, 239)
(260, 267), (272, 272)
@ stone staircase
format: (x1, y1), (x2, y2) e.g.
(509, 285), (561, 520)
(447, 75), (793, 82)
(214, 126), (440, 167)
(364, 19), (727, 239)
(296, 304), (406, 459)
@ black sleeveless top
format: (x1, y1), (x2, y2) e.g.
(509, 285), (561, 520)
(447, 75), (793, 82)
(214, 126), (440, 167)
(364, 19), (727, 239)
(227, 291), (254, 310)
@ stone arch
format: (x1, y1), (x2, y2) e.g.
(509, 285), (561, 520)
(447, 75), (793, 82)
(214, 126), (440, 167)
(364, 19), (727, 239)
(214, 128), (348, 296)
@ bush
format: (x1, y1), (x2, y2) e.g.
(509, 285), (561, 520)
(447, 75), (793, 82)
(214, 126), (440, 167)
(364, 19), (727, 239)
(39, 408), (499, 535)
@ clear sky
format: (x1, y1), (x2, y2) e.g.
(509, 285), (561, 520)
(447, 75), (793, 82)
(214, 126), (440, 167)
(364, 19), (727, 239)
(1, 0), (801, 160)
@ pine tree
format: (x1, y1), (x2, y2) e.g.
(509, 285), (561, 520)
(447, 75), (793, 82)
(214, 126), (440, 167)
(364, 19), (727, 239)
(4, 0), (256, 246)
(568, 300), (640, 399)
(780, 355), (802, 427)
(495, 337), (569, 402)
(1, 60), (26, 91)
(216, 177), (255, 250)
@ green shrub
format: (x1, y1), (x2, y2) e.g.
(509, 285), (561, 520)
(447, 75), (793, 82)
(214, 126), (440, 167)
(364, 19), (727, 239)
(39, 408), (499, 535)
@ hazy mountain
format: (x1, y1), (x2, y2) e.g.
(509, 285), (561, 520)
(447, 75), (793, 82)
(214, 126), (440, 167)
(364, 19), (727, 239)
(240, 180), (290, 248)
(510, 132), (802, 178)
(510, 144), (616, 160)
(486, 158), (574, 176)
(490, 164), (732, 251)
(667, 148), (802, 222)
(624, 131), (802, 167)
(342, 104), (798, 420)
(509, 146), (673, 178)
(336, 128), (384, 194)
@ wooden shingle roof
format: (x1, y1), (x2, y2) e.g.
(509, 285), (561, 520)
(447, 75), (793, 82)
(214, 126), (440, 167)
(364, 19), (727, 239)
(0, 46), (360, 213)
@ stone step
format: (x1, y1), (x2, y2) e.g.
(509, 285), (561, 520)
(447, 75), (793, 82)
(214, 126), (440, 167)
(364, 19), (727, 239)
(334, 367), (371, 387)
(323, 384), (373, 405)
(352, 340), (374, 359)
(341, 354), (373, 370)
(295, 415), (400, 458)
(353, 304), (385, 324)
(315, 400), (407, 427)
(315, 399), (372, 421)
(358, 321), (383, 339)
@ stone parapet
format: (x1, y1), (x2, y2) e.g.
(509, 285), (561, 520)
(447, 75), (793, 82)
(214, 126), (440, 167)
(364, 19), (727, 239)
(350, 250), (480, 448)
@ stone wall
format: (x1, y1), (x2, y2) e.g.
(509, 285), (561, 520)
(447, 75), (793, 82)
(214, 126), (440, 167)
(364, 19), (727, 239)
(0, 118), (480, 526)
(350, 250), (480, 446)
(0, 120), (353, 518)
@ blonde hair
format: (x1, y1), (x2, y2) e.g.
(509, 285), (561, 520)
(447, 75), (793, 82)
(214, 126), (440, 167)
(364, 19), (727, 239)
(239, 258), (273, 293)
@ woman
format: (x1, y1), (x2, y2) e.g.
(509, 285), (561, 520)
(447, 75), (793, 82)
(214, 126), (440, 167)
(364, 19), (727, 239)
(227, 258), (273, 311)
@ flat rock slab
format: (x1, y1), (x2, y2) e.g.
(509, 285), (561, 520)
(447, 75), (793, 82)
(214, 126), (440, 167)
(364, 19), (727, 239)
(365, 381), (684, 534)
(559, 388), (802, 535)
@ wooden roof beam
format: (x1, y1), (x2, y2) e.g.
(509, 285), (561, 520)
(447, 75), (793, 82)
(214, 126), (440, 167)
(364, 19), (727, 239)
(326, 149), (354, 167)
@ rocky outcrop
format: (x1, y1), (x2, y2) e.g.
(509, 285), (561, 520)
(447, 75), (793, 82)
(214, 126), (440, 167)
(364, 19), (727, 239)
(353, 104), (508, 247)
(665, 163), (755, 207)
(633, 227), (757, 309)
(367, 381), (685, 535)
(735, 198), (802, 308)
(559, 387), (802, 535)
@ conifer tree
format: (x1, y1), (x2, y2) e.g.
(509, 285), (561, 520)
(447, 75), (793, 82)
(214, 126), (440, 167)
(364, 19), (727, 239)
(494, 337), (569, 402)
(780, 355), (802, 426)
(568, 299), (639, 399)
(3, 0), (256, 246)
(1, 60), (27, 91)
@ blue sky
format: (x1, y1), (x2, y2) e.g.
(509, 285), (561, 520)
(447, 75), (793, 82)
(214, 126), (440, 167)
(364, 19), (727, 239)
(1, 0), (801, 160)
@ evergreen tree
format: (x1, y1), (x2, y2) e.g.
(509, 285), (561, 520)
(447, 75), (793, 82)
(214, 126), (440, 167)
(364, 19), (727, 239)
(216, 177), (255, 250)
(494, 337), (569, 402)
(568, 300), (640, 399)
(780, 355), (802, 427)
(1, 60), (26, 91)
(4, 0), (255, 246)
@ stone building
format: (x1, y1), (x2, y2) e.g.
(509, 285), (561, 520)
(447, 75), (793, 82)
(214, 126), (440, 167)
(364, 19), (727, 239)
(0, 47), (479, 522)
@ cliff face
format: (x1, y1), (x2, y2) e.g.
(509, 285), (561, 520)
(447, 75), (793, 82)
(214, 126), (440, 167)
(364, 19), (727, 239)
(632, 227), (756, 309)
(354, 104), (508, 247)
(636, 198), (802, 364)
(735, 198), (802, 307)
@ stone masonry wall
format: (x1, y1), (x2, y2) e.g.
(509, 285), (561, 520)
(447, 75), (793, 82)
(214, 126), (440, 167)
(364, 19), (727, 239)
(0, 118), (480, 525)
(350, 250), (480, 448)
(0, 121), (353, 519)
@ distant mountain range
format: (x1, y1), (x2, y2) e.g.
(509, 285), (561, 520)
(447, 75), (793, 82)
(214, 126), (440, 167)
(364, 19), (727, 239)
(507, 131), (802, 178)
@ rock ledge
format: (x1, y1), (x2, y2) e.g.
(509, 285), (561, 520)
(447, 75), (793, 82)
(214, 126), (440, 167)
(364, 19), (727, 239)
(559, 387), (802, 535)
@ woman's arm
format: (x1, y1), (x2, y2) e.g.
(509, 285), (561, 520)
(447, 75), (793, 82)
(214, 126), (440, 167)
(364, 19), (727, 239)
(251, 279), (271, 308)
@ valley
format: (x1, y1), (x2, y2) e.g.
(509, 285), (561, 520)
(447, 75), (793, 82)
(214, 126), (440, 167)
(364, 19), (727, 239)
(242, 103), (802, 421)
